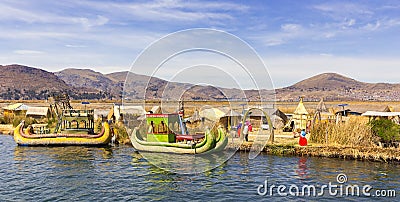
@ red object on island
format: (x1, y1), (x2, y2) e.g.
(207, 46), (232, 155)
(299, 136), (307, 146)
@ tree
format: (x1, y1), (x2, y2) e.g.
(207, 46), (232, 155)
(369, 119), (400, 145)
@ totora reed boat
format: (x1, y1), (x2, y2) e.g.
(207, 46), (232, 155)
(14, 120), (111, 146)
(13, 107), (111, 146)
(129, 113), (228, 154)
(13, 94), (111, 146)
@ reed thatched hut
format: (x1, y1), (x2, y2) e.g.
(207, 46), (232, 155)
(219, 109), (242, 130)
(25, 107), (51, 119)
(199, 107), (226, 122)
(314, 98), (335, 123)
(2, 103), (29, 121)
(291, 97), (309, 131)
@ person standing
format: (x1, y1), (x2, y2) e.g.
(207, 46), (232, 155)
(237, 122), (242, 137)
(243, 123), (249, 142)
(248, 121), (253, 132)
(299, 129), (307, 146)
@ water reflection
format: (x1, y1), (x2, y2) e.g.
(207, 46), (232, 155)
(131, 151), (144, 164)
(14, 146), (113, 162)
(139, 151), (221, 174)
(237, 152), (250, 174)
(296, 157), (308, 179)
(100, 147), (113, 159)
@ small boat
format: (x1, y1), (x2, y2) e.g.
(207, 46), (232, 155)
(13, 108), (111, 146)
(14, 120), (111, 146)
(129, 113), (228, 154)
(13, 94), (112, 146)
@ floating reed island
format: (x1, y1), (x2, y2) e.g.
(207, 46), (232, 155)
(224, 118), (400, 163)
(227, 141), (400, 163)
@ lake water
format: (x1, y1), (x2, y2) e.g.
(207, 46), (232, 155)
(0, 134), (399, 201)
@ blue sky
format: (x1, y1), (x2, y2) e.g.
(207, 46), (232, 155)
(0, 0), (400, 88)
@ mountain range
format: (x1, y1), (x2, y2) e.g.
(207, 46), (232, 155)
(1, 64), (399, 101)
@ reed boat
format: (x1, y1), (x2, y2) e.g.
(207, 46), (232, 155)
(130, 127), (216, 154)
(12, 95), (112, 146)
(209, 126), (228, 152)
(128, 113), (228, 154)
(14, 120), (111, 146)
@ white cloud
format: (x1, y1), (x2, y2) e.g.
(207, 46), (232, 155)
(319, 53), (333, 57)
(324, 32), (336, 38)
(379, 5), (400, 10)
(0, 30), (75, 39)
(309, 2), (400, 34)
(264, 38), (285, 46)
(78, 0), (248, 23)
(13, 50), (44, 55)
(281, 24), (302, 32)
(74, 15), (109, 30)
(383, 18), (400, 28)
(65, 44), (87, 48)
(362, 21), (381, 31)
(0, 2), (109, 29)
(347, 19), (356, 26)
(250, 24), (305, 47)
(312, 3), (373, 17)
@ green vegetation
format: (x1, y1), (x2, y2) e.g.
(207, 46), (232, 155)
(94, 118), (103, 133)
(369, 119), (400, 145)
(113, 123), (130, 144)
(12, 116), (37, 127)
(46, 117), (57, 132)
(0, 117), (6, 124)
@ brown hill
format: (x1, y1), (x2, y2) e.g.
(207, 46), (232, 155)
(55, 68), (119, 97)
(2, 65), (400, 101)
(290, 73), (364, 90)
(277, 73), (400, 101)
(0, 64), (72, 100)
(57, 69), (192, 100)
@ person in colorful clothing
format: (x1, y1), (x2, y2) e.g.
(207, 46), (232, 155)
(299, 129), (307, 146)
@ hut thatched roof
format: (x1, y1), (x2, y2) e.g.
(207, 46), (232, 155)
(294, 98), (308, 115)
(242, 108), (288, 123)
(26, 107), (49, 116)
(3, 103), (29, 111)
(224, 109), (242, 117)
(383, 106), (394, 112)
(113, 104), (146, 121)
(316, 98), (328, 112)
(361, 111), (400, 117)
(199, 108), (225, 121)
